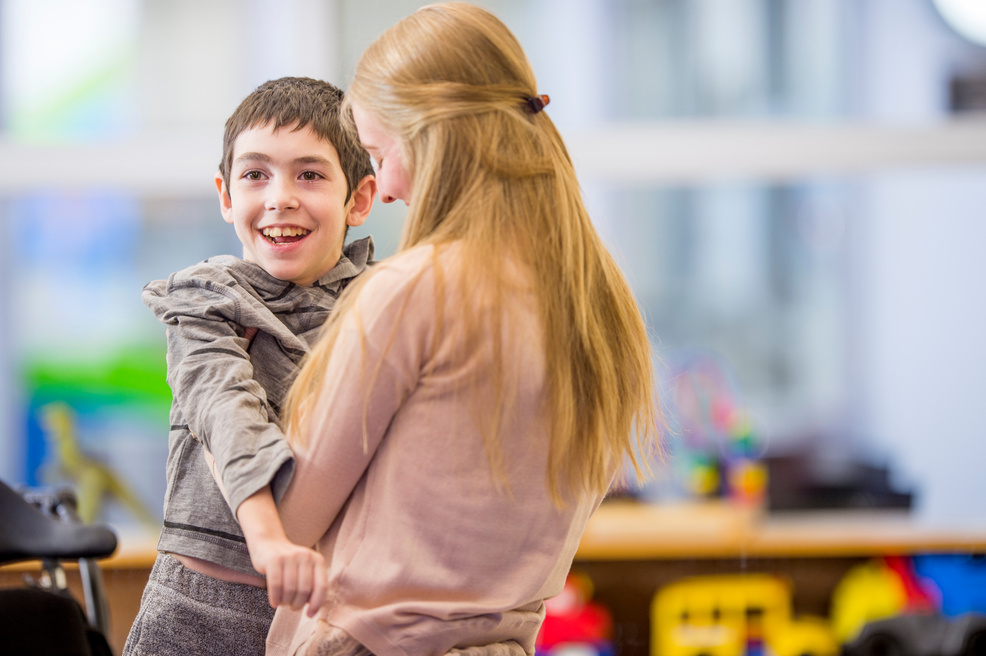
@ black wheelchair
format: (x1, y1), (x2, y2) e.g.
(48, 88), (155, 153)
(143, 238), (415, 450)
(0, 478), (118, 656)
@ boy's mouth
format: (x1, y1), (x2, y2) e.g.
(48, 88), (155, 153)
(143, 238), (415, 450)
(261, 226), (310, 245)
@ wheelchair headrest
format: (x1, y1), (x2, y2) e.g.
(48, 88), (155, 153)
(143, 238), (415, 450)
(0, 480), (117, 565)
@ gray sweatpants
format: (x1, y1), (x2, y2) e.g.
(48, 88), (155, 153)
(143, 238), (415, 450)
(123, 553), (274, 656)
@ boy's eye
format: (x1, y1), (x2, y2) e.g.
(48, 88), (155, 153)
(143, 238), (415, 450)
(300, 171), (322, 181)
(243, 170), (265, 181)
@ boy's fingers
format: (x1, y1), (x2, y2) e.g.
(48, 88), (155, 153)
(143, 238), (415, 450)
(290, 555), (313, 610)
(266, 563), (283, 608)
(260, 547), (326, 611)
(307, 564), (328, 617)
(282, 556), (300, 608)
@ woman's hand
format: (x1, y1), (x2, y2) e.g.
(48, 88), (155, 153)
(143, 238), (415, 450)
(237, 487), (329, 616)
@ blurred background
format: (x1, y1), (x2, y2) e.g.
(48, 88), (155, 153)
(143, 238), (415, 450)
(0, 0), (984, 531)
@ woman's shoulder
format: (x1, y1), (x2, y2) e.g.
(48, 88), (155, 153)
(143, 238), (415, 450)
(353, 242), (474, 332)
(354, 244), (435, 312)
(369, 243), (435, 273)
(361, 242), (467, 296)
(371, 241), (465, 272)
(348, 244), (459, 350)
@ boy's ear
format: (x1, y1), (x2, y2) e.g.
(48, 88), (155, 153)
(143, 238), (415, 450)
(345, 174), (376, 228)
(215, 172), (234, 224)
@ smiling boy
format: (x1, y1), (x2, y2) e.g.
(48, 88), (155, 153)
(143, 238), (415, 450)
(221, 123), (365, 285)
(124, 78), (375, 656)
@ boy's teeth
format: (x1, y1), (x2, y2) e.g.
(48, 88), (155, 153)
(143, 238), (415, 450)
(262, 227), (309, 238)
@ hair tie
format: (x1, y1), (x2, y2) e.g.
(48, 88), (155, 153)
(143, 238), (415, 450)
(526, 94), (550, 114)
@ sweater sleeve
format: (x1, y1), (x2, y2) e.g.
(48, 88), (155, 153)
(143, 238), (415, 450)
(142, 273), (295, 516)
(275, 254), (432, 548)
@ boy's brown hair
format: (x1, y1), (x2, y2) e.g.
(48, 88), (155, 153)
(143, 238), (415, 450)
(218, 77), (374, 202)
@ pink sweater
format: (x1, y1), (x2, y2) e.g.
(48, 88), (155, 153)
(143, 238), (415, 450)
(266, 243), (608, 656)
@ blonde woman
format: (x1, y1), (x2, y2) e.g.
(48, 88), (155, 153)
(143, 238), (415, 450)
(232, 3), (663, 654)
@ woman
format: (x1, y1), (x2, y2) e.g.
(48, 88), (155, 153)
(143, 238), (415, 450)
(235, 3), (664, 654)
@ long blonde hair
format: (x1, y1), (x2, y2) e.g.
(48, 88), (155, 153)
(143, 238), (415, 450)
(285, 2), (663, 502)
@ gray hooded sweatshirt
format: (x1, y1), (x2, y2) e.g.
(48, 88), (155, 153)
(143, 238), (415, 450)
(141, 237), (372, 577)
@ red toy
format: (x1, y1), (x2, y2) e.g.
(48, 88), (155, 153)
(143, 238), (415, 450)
(536, 571), (614, 656)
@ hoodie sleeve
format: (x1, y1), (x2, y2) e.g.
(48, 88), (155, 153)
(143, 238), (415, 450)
(142, 269), (295, 516)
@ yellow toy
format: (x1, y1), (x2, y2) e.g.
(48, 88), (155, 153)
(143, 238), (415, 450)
(827, 556), (941, 644)
(651, 574), (837, 656)
(39, 402), (157, 527)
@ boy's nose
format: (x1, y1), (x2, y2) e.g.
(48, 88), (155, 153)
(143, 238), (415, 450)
(265, 179), (299, 211)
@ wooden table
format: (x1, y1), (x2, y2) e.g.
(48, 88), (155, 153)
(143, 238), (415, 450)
(579, 500), (986, 559)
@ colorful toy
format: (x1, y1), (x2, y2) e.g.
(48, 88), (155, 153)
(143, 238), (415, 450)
(913, 555), (986, 617)
(667, 350), (768, 504)
(651, 574), (837, 656)
(830, 556), (938, 643)
(537, 571), (614, 656)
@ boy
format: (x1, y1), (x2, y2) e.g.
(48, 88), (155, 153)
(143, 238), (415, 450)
(123, 77), (376, 656)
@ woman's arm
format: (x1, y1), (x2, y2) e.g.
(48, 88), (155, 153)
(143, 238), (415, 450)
(275, 290), (423, 547)
(237, 252), (432, 606)
(230, 331), (411, 612)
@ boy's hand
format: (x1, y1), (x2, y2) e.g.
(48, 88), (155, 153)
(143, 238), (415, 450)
(238, 487), (329, 616)
(242, 326), (259, 345)
(249, 534), (328, 615)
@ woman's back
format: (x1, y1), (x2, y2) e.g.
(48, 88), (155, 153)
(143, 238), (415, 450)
(269, 243), (610, 656)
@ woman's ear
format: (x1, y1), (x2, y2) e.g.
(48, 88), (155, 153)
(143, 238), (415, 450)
(215, 172), (234, 224)
(345, 175), (377, 228)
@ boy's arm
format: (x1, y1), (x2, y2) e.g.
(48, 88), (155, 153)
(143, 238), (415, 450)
(236, 486), (328, 615)
(144, 274), (297, 517)
(197, 396), (330, 615)
(168, 312), (294, 508)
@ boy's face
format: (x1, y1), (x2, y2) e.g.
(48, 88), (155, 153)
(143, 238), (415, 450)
(216, 122), (372, 286)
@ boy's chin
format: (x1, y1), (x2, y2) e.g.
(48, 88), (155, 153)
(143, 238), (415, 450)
(269, 263), (340, 287)
(272, 269), (315, 286)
